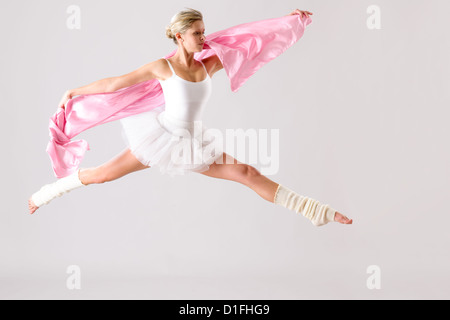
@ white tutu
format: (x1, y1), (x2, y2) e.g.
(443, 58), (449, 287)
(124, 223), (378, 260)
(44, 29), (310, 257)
(120, 105), (224, 177)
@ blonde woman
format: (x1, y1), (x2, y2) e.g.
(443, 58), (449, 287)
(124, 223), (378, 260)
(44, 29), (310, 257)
(29, 8), (352, 227)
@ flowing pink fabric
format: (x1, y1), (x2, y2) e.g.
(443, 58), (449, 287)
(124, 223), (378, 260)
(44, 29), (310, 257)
(46, 14), (312, 178)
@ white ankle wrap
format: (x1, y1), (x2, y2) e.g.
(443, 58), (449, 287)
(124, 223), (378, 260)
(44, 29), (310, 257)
(31, 169), (86, 207)
(273, 184), (336, 227)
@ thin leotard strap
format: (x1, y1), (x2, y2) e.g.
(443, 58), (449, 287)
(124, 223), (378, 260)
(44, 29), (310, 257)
(199, 60), (208, 73)
(165, 59), (176, 74)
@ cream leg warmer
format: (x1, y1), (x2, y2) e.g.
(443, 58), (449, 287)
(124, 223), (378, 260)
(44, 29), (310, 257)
(31, 169), (86, 208)
(273, 184), (336, 227)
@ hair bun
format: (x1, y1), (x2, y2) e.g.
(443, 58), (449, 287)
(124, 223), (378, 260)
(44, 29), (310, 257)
(165, 25), (174, 40)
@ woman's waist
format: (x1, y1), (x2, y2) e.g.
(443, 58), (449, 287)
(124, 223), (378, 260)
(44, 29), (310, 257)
(158, 111), (205, 136)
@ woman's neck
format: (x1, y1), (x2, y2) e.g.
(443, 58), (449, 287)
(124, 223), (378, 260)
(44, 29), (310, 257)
(169, 48), (197, 68)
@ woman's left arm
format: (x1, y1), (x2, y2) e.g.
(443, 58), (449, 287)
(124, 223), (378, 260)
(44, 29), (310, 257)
(203, 55), (223, 78)
(204, 10), (311, 77)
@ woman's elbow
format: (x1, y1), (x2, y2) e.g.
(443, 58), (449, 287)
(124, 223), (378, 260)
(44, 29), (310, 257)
(106, 76), (136, 92)
(215, 56), (224, 71)
(105, 77), (121, 93)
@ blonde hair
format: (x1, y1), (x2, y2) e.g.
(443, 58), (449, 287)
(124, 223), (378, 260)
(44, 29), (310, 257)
(165, 8), (203, 45)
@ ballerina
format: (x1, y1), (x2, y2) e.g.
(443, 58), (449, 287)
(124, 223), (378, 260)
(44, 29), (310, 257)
(28, 8), (352, 227)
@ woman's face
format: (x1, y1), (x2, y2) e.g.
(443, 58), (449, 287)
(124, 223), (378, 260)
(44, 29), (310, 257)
(178, 20), (206, 52)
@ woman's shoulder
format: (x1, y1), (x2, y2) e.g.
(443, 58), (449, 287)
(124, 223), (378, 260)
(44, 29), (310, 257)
(201, 55), (223, 77)
(152, 58), (172, 81)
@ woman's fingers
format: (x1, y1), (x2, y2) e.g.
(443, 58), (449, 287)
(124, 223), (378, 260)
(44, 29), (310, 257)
(56, 91), (72, 112)
(300, 10), (312, 18)
(293, 9), (313, 19)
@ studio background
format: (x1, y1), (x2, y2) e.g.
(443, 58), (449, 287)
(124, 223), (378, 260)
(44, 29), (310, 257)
(1, 0), (449, 299)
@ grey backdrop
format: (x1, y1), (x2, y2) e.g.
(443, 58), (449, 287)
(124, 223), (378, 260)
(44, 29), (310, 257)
(1, 0), (449, 299)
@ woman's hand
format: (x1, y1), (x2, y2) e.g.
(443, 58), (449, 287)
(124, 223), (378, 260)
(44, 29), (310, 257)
(57, 90), (73, 112)
(286, 9), (313, 19)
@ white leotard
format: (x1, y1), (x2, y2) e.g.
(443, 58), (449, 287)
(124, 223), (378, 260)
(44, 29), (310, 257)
(120, 58), (222, 175)
(158, 58), (212, 124)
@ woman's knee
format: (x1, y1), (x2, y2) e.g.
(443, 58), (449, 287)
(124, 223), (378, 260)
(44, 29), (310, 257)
(96, 167), (111, 184)
(94, 165), (120, 184)
(78, 167), (106, 185)
(244, 165), (262, 181)
(232, 164), (261, 184)
(201, 152), (261, 183)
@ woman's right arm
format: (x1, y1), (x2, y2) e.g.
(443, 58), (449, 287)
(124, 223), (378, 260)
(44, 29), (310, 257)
(59, 59), (163, 110)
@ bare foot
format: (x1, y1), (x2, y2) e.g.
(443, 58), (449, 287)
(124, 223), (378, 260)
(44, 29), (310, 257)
(335, 211), (352, 224)
(28, 197), (39, 215)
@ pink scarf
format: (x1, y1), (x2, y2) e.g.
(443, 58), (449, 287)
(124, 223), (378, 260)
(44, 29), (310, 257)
(47, 14), (312, 178)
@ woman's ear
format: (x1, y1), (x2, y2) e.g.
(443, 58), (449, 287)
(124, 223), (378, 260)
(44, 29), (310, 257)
(175, 32), (184, 43)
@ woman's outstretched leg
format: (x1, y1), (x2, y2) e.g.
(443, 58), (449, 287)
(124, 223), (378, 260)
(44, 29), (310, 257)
(28, 148), (150, 214)
(198, 152), (352, 226)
